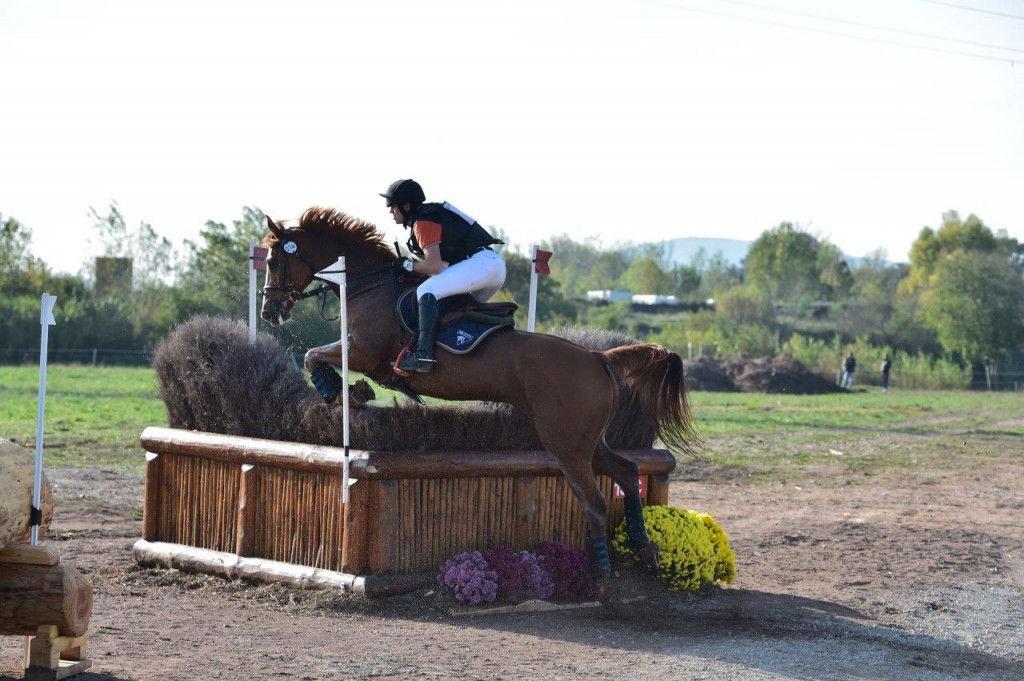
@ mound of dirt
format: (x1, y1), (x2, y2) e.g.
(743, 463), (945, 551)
(683, 355), (843, 394)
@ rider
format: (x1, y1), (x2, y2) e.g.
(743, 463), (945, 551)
(382, 179), (506, 374)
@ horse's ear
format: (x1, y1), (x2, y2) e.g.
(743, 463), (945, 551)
(266, 215), (282, 237)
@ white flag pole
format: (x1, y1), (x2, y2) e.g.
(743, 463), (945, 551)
(527, 246), (539, 333)
(338, 256), (351, 504)
(32, 294), (57, 545)
(248, 241), (257, 344)
(313, 257), (351, 504)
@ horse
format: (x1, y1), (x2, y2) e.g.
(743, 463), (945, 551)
(260, 206), (697, 587)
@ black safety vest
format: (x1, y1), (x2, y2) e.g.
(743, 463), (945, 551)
(406, 202), (503, 264)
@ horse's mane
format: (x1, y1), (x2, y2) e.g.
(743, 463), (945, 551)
(273, 206), (394, 262)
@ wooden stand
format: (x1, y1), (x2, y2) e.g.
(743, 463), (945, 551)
(24, 625), (91, 681)
(0, 545), (93, 681)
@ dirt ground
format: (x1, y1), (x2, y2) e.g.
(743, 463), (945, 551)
(2, 434), (1022, 680)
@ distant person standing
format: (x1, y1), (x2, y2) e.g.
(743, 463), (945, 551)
(842, 352), (857, 390)
(881, 355), (892, 392)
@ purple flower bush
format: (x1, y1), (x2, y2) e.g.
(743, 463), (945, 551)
(481, 547), (555, 603)
(437, 551), (498, 605)
(534, 541), (599, 602)
(437, 542), (594, 605)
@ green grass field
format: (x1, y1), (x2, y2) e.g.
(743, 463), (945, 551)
(1, 365), (1020, 476)
(0, 365), (166, 471)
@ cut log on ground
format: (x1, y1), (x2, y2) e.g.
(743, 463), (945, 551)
(0, 438), (54, 549)
(0, 561), (92, 637)
(0, 544), (61, 566)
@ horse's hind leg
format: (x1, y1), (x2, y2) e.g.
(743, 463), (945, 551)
(593, 440), (660, 571)
(557, 454), (612, 578)
(529, 414), (612, 581)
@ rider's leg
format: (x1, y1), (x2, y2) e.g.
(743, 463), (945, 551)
(397, 293), (439, 373)
(418, 250), (506, 302)
(399, 251), (506, 374)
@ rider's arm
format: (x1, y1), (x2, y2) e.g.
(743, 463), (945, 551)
(416, 244), (447, 275)
(412, 220), (448, 275)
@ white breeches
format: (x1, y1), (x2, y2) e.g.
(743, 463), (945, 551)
(416, 249), (507, 302)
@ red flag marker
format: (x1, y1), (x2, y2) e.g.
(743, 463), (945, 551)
(533, 249), (552, 276)
(252, 246), (269, 271)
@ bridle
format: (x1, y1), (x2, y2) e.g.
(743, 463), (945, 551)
(262, 241), (403, 321)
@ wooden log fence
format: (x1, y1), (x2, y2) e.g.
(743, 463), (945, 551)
(134, 426), (676, 596)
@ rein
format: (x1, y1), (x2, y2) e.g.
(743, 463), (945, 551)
(263, 259), (402, 322)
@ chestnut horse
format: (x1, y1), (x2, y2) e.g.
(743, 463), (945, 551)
(260, 207), (697, 583)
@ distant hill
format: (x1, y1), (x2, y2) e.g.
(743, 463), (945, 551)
(642, 237), (898, 269)
(652, 237), (752, 268)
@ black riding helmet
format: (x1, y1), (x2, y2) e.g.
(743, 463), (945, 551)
(380, 179), (426, 207)
(381, 179), (426, 228)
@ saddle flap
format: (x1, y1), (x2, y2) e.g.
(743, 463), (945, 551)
(397, 290), (515, 355)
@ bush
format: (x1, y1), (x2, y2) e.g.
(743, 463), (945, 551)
(612, 505), (736, 592)
(696, 512), (737, 584)
(437, 542), (596, 605)
(481, 548), (555, 603)
(436, 551), (499, 605)
(534, 541), (599, 602)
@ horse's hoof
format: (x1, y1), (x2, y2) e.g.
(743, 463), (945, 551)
(638, 542), (660, 573)
(350, 379), (376, 406)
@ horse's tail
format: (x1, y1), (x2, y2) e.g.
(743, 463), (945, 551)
(601, 344), (700, 454)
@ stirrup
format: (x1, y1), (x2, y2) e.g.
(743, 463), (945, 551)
(397, 353), (437, 374)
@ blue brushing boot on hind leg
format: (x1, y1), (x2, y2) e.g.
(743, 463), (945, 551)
(623, 495), (660, 570)
(587, 496), (660, 601)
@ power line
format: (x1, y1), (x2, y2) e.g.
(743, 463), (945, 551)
(628, 0), (1023, 64)
(918, 0), (1024, 21)
(712, 0), (1024, 54)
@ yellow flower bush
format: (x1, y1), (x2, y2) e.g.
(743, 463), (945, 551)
(696, 511), (736, 584)
(612, 505), (736, 592)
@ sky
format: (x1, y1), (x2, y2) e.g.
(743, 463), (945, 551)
(2, 0), (1023, 275)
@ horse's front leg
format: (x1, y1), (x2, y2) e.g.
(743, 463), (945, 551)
(304, 341), (375, 407)
(304, 340), (340, 374)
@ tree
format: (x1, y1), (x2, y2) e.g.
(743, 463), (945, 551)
(87, 202), (179, 287)
(714, 284), (776, 328)
(696, 250), (742, 300)
(668, 264), (701, 300)
(817, 243), (854, 299)
(541, 234), (629, 298)
(744, 222), (849, 303)
(744, 223), (821, 300)
(904, 211), (1014, 294)
(0, 214), (48, 295)
(177, 206), (268, 317)
(922, 251), (1024, 389)
(619, 246), (670, 294)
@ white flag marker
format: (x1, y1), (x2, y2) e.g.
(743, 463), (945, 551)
(313, 258), (352, 503)
(32, 294), (57, 545)
(249, 242), (269, 343)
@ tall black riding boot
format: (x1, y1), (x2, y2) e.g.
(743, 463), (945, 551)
(398, 293), (439, 373)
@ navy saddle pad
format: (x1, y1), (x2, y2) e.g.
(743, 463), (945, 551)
(397, 290), (516, 354)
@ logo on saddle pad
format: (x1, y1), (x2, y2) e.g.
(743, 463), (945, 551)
(456, 330), (475, 346)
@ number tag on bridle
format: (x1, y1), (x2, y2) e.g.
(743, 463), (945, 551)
(283, 241), (298, 254)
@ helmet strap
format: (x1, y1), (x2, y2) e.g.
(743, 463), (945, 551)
(401, 202), (417, 228)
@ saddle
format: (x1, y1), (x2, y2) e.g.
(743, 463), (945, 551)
(396, 289), (517, 354)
